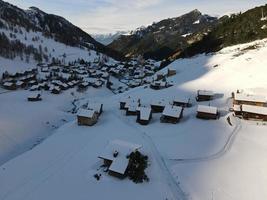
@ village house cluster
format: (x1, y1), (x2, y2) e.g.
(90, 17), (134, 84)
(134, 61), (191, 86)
(1, 58), (163, 95)
(119, 90), (220, 126)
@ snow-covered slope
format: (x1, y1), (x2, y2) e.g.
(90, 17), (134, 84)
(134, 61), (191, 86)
(1, 39), (267, 200)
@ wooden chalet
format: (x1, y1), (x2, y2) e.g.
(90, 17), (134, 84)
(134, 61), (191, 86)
(160, 105), (184, 124)
(150, 81), (167, 90)
(3, 82), (16, 90)
(233, 92), (267, 107)
(51, 86), (61, 94)
(196, 105), (219, 120)
(98, 140), (142, 179)
(27, 93), (42, 102)
(173, 96), (191, 107)
(196, 90), (214, 101)
(150, 99), (167, 113)
(77, 109), (98, 126)
(234, 104), (267, 121)
(136, 107), (152, 125)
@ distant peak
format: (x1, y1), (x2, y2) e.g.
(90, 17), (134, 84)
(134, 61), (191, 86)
(28, 6), (45, 14)
(190, 9), (202, 15)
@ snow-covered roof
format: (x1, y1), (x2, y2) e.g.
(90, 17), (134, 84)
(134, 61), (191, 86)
(235, 93), (267, 103)
(162, 105), (183, 118)
(16, 81), (24, 86)
(28, 93), (41, 99)
(87, 102), (102, 113)
(140, 107), (152, 120)
(197, 105), (218, 114)
(77, 109), (96, 118)
(173, 96), (190, 103)
(109, 157), (129, 174)
(242, 105), (267, 115)
(151, 99), (167, 107)
(198, 90), (214, 96)
(98, 140), (142, 174)
(3, 82), (14, 87)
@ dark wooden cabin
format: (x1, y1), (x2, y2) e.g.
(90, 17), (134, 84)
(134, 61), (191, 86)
(160, 105), (184, 124)
(196, 105), (219, 120)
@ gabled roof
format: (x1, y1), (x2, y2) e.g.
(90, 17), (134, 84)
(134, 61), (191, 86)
(151, 99), (167, 107)
(198, 90), (214, 96)
(87, 102), (102, 113)
(235, 93), (267, 103)
(139, 107), (152, 120)
(197, 105), (218, 114)
(98, 140), (142, 175)
(77, 109), (96, 118)
(162, 105), (183, 118)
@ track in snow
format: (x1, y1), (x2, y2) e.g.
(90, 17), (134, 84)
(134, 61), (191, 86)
(112, 111), (187, 200)
(169, 116), (242, 164)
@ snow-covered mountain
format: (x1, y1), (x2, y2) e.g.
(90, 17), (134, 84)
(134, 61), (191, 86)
(109, 9), (218, 60)
(0, 0), (123, 63)
(92, 31), (129, 45)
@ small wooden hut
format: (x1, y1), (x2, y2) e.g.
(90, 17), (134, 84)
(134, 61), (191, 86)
(77, 109), (98, 126)
(196, 105), (219, 120)
(196, 90), (214, 101)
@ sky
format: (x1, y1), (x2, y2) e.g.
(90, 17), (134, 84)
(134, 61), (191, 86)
(5, 0), (267, 34)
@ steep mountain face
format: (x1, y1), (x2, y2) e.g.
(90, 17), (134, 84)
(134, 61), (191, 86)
(0, 0), (123, 61)
(92, 31), (129, 45)
(108, 9), (218, 60)
(178, 4), (267, 59)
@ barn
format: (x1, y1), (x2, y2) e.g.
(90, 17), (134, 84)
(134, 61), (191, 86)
(160, 105), (184, 124)
(196, 105), (219, 120)
(136, 107), (152, 125)
(196, 90), (214, 101)
(98, 140), (142, 179)
(77, 109), (98, 126)
(233, 92), (267, 107)
(240, 104), (267, 121)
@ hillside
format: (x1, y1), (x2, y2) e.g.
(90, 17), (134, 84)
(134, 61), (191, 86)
(177, 4), (267, 59)
(0, 38), (267, 200)
(108, 9), (217, 60)
(0, 0), (123, 62)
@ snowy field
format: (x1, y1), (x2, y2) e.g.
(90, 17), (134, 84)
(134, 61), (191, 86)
(1, 39), (267, 200)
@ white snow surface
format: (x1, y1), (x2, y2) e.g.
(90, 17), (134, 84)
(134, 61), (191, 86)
(1, 38), (267, 200)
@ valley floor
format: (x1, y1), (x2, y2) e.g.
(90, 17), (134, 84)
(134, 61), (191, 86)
(1, 39), (267, 200)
